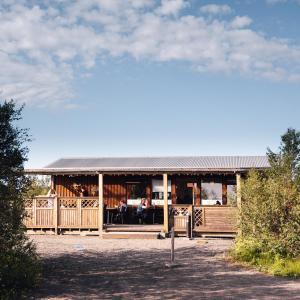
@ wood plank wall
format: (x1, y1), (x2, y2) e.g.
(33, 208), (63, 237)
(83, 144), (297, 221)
(54, 174), (236, 207)
(103, 177), (127, 208)
(54, 175), (98, 197)
(54, 175), (153, 208)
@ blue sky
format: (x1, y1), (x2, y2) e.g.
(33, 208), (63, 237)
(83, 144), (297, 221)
(1, 1), (300, 167)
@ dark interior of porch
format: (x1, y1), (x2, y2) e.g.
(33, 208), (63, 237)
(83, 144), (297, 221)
(52, 173), (237, 226)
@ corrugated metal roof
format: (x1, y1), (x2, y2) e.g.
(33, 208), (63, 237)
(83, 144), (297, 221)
(25, 156), (270, 174)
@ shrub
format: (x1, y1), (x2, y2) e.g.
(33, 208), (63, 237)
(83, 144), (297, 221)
(0, 240), (40, 299)
(0, 100), (39, 298)
(232, 128), (300, 276)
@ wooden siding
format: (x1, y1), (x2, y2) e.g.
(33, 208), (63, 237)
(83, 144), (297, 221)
(103, 178), (126, 208)
(54, 175), (98, 197)
(53, 174), (236, 208)
(54, 175), (153, 208)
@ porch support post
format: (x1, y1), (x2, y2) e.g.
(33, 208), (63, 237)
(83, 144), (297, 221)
(236, 173), (242, 209)
(163, 173), (169, 234)
(98, 173), (104, 237)
(53, 196), (58, 235)
(50, 175), (54, 190)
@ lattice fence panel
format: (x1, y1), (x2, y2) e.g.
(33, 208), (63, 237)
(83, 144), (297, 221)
(59, 198), (77, 208)
(193, 207), (203, 229)
(81, 199), (98, 208)
(36, 198), (53, 208)
(172, 206), (189, 216)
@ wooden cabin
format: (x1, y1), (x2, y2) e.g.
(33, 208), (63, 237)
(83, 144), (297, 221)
(25, 156), (269, 237)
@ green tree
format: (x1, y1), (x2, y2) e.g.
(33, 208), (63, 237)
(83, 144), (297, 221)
(233, 128), (300, 276)
(26, 176), (50, 198)
(0, 100), (39, 298)
(267, 128), (300, 174)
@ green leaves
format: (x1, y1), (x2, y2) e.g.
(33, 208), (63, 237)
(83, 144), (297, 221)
(0, 100), (39, 297)
(236, 128), (300, 260)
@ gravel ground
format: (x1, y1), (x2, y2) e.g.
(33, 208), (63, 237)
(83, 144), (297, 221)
(28, 235), (300, 300)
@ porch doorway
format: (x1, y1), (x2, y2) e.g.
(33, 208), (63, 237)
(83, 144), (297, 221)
(105, 178), (165, 226)
(176, 179), (198, 205)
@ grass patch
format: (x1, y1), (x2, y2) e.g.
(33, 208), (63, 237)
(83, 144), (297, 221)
(230, 239), (300, 278)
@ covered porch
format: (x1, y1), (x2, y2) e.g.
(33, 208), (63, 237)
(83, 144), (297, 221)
(24, 172), (241, 236)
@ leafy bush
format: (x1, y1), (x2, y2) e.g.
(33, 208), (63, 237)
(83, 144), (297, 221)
(0, 240), (40, 299)
(0, 100), (39, 298)
(232, 128), (300, 276)
(232, 239), (300, 278)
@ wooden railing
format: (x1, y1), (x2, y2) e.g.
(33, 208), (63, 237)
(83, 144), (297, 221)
(59, 197), (98, 228)
(24, 196), (55, 228)
(172, 205), (238, 233)
(24, 197), (99, 231)
(24, 198), (238, 234)
(171, 204), (192, 231)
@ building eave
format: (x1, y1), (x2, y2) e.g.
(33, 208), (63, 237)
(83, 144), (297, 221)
(25, 167), (268, 176)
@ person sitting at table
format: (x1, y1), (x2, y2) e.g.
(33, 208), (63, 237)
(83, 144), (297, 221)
(137, 198), (148, 224)
(116, 199), (127, 224)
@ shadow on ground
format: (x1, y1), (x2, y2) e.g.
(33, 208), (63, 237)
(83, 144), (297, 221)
(29, 244), (300, 300)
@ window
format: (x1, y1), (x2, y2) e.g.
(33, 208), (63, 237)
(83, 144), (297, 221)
(126, 182), (146, 200)
(201, 181), (222, 205)
(151, 179), (171, 200)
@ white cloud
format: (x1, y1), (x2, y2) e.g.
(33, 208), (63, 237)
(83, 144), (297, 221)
(156, 0), (189, 16)
(1, 0), (300, 107)
(200, 4), (232, 15)
(230, 16), (252, 29)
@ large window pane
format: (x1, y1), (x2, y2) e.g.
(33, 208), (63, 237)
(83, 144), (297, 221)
(127, 182), (146, 199)
(151, 179), (171, 200)
(201, 181), (222, 205)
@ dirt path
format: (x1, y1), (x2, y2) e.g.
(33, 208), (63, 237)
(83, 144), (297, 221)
(28, 236), (300, 300)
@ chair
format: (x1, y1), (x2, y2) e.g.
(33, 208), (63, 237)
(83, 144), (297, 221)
(137, 206), (148, 224)
(115, 205), (127, 224)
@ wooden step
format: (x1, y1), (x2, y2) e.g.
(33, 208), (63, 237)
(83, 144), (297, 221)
(102, 231), (162, 239)
(200, 233), (236, 238)
(105, 224), (163, 233)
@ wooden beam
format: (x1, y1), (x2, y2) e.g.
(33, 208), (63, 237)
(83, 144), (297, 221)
(195, 179), (201, 206)
(222, 182), (227, 205)
(98, 173), (104, 237)
(236, 173), (241, 209)
(146, 178), (151, 204)
(163, 173), (169, 233)
(53, 196), (58, 235)
(171, 177), (177, 205)
(50, 175), (54, 190)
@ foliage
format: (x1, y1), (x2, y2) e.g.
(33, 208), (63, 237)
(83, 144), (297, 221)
(0, 100), (39, 298)
(26, 176), (50, 198)
(232, 128), (300, 276)
(231, 239), (300, 278)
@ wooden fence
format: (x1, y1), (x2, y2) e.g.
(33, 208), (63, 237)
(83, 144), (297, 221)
(24, 196), (99, 231)
(172, 205), (238, 233)
(24, 198), (238, 234)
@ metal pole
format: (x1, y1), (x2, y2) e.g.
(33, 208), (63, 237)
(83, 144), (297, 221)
(190, 210), (193, 240)
(171, 227), (175, 263)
